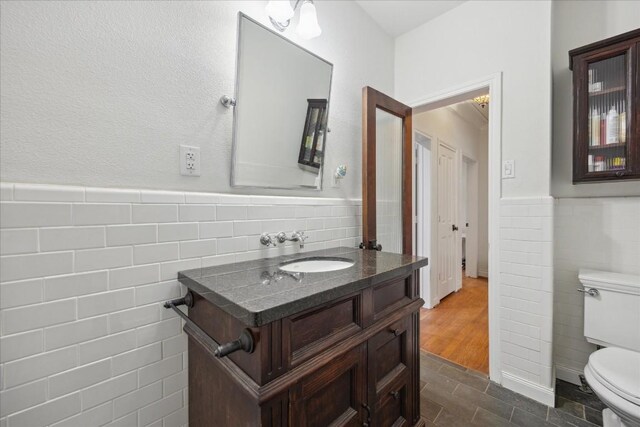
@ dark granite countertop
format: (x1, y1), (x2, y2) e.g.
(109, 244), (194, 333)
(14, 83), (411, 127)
(178, 247), (428, 327)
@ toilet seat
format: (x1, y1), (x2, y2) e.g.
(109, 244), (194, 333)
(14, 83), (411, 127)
(588, 347), (640, 406)
(585, 348), (640, 427)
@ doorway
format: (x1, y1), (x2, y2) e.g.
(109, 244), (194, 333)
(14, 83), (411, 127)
(413, 85), (493, 375)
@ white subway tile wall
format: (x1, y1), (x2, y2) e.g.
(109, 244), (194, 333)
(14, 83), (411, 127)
(0, 182), (362, 427)
(553, 197), (640, 385)
(499, 197), (554, 391)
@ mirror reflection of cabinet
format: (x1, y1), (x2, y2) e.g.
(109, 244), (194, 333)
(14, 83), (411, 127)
(570, 29), (640, 183)
(298, 99), (328, 170)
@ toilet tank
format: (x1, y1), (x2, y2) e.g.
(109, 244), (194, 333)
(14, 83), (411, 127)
(579, 269), (640, 352)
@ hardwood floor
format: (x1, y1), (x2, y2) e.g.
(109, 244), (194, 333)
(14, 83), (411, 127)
(419, 273), (489, 374)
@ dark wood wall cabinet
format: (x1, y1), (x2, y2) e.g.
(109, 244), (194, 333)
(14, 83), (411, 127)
(185, 269), (425, 427)
(570, 28), (640, 183)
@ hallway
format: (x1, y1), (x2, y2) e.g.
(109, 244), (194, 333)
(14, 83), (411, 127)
(420, 275), (489, 374)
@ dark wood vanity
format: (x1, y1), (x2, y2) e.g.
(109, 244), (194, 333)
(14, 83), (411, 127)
(175, 247), (428, 427)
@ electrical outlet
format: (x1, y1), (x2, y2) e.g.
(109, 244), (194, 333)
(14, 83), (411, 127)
(180, 145), (201, 176)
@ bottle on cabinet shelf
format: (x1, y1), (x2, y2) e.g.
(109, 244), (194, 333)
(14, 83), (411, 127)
(591, 107), (600, 146)
(619, 102), (626, 144)
(606, 106), (619, 145)
(611, 157), (625, 170)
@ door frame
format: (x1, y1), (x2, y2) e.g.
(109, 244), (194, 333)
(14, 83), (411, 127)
(362, 86), (413, 254)
(414, 131), (432, 308)
(407, 72), (502, 382)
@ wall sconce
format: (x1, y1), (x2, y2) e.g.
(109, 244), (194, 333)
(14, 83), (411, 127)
(266, 0), (322, 39)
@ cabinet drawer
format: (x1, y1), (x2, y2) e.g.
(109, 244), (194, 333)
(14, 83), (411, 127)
(372, 276), (412, 321)
(283, 293), (362, 367)
(368, 317), (410, 394)
(375, 376), (410, 427)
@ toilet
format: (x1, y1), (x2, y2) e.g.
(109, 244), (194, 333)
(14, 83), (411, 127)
(579, 269), (640, 427)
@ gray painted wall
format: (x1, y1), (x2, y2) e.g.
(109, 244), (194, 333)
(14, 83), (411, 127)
(0, 1), (394, 199)
(551, 0), (640, 197)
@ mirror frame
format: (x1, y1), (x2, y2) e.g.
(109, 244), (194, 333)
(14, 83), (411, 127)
(230, 12), (334, 191)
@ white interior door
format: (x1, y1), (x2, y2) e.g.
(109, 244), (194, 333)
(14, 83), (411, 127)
(437, 141), (457, 300)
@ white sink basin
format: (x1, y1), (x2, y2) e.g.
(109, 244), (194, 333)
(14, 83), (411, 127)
(278, 257), (355, 273)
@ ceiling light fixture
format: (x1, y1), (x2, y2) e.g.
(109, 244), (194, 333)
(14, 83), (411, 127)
(473, 94), (490, 108)
(266, 0), (322, 39)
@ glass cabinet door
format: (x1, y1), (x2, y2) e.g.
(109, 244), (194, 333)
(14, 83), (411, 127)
(585, 54), (630, 175)
(571, 29), (640, 183)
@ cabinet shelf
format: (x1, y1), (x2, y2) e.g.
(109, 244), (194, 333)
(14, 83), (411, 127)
(588, 86), (626, 96)
(588, 143), (626, 151)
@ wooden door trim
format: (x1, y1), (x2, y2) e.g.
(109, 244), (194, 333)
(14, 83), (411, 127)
(362, 86), (413, 254)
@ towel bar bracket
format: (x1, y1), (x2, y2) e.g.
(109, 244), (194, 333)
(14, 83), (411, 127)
(163, 292), (255, 358)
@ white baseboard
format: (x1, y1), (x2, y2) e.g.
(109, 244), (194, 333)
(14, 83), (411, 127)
(478, 268), (488, 278)
(425, 299), (440, 309)
(501, 371), (555, 407)
(555, 364), (583, 386)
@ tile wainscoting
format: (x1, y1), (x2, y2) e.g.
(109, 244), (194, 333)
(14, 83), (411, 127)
(0, 182), (362, 427)
(553, 197), (640, 385)
(499, 197), (554, 405)
(0, 184), (562, 425)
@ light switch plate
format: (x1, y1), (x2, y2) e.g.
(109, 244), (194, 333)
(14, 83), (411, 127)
(502, 160), (515, 179)
(180, 145), (201, 176)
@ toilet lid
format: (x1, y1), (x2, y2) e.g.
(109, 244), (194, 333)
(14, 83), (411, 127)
(588, 347), (640, 406)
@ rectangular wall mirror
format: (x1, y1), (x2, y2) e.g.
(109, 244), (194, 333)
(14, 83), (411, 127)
(231, 13), (333, 190)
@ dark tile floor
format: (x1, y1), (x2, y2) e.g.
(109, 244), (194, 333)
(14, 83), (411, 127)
(419, 351), (606, 427)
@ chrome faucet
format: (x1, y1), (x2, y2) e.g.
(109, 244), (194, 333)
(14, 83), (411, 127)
(275, 231), (308, 248)
(291, 230), (308, 248)
(261, 231), (308, 248)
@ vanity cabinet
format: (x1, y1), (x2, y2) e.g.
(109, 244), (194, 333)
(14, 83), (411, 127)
(185, 270), (424, 427)
(570, 28), (640, 183)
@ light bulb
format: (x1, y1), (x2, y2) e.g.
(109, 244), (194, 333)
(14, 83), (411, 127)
(265, 0), (294, 23)
(296, 1), (322, 39)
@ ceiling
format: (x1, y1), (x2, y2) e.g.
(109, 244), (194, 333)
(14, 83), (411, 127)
(355, 1), (467, 37)
(448, 99), (489, 128)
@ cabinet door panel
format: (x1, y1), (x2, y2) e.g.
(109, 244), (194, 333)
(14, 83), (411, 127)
(368, 317), (412, 425)
(290, 345), (366, 427)
(369, 318), (409, 393)
(372, 276), (412, 321)
(375, 330), (404, 385)
(284, 293), (362, 367)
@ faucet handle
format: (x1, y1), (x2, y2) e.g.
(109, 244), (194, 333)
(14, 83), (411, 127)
(260, 233), (276, 247)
